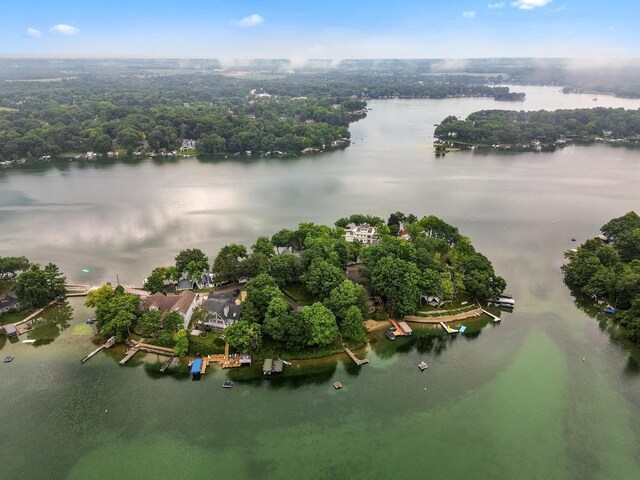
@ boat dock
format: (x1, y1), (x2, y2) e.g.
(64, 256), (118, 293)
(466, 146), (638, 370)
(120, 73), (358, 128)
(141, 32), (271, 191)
(119, 341), (174, 365)
(159, 356), (176, 373)
(439, 322), (459, 334)
(482, 309), (501, 322)
(344, 347), (368, 366)
(119, 345), (140, 365)
(389, 319), (412, 337)
(80, 336), (116, 363)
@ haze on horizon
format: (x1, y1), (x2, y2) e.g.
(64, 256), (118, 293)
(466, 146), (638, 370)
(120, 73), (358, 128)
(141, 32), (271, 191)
(2, 0), (639, 60)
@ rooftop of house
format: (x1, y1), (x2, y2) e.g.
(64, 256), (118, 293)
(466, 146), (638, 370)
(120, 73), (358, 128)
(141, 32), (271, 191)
(142, 291), (196, 315)
(0, 293), (18, 309)
(202, 295), (242, 321)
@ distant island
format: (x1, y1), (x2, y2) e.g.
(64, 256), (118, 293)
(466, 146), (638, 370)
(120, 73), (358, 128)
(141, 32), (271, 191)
(2, 212), (508, 363)
(434, 108), (640, 152)
(563, 212), (640, 345)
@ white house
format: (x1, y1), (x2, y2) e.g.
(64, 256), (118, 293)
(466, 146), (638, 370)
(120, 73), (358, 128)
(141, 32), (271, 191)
(344, 224), (378, 245)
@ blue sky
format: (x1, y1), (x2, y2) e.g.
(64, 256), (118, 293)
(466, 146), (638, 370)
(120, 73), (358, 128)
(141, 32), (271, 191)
(2, 0), (638, 58)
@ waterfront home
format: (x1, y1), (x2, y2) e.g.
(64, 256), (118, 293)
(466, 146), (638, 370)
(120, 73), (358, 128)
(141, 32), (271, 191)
(141, 291), (197, 329)
(344, 224), (379, 245)
(176, 272), (220, 291)
(0, 293), (20, 315)
(3, 323), (18, 338)
(199, 295), (242, 330)
(181, 139), (196, 151)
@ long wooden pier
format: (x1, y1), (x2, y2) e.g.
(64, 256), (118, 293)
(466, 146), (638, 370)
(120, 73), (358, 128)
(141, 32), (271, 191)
(344, 347), (369, 366)
(119, 341), (175, 365)
(119, 346), (140, 365)
(81, 336), (116, 363)
(160, 356), (176, 373)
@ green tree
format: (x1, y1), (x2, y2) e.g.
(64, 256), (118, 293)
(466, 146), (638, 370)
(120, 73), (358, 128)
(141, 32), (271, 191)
(14, 263), (66, 308)
(241, 274), (282, 323)
(212, 244), (247, 282)
(173, 329), (189, 357)
(196, 133), (226, 155)
(370, 257), (422, 317)
(175, 248), (209, 275)
(224, 321), (263, 353)
(601, 212), (640, 242)
(301, 258), (345, 301)
(267, 253), (302, 286)
(271, 229), (296, 253)
(144, 267), (168, 294)
(323, 279), (368, 324)
(86, 285), (139, 342)
(0, 255), (30, 279)
(138, 310), (163, 337)
(302, 302), (339, 348)
(263, 296), (291, 342)
(252, 236), (275, 258)
(341, 305), (366, 344)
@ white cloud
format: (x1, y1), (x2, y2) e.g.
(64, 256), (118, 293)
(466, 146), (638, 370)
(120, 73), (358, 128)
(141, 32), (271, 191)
(512, 0), (552, 9)
(235, 14), (264, 27)
(462, 11), (477, 19)
(26, 28), (42, 38)
(488, 2), (505, 8)
(50, 24), (80, 35)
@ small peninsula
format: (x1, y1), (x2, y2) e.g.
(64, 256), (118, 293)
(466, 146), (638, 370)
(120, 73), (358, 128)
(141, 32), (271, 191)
(2, 212), (508, 365)
(434, 108), (640, 152)
(563, 211), (640, 344)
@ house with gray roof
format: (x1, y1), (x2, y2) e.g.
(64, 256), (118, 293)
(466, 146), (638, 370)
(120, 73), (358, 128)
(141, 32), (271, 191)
(200, 295), (242, 330)
(0, 293), (20, 315)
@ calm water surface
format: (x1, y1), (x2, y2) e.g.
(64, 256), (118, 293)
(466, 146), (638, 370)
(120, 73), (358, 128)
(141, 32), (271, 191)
(1, 86), (640, 479)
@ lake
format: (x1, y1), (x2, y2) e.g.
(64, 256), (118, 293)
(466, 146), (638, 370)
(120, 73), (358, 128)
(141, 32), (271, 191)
(1, 86), (639, 479)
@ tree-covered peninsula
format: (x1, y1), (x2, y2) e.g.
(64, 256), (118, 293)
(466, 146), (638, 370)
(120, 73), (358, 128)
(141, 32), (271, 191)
(132, 212), (506, 359)
(563, 212), (640, 344)
(434, 108), (640, 151)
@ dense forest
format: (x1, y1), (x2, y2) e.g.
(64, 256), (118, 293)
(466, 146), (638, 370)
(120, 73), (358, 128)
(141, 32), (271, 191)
(0, 61), (528, 162)
(563, 212), (640, 344)
(136, 212), (506, 357)
(434, 108), (640, 149)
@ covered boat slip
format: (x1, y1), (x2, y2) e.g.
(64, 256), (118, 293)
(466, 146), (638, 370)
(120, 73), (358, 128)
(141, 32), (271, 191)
(191, 358), (203, 377)
(263, 358), (284, 376)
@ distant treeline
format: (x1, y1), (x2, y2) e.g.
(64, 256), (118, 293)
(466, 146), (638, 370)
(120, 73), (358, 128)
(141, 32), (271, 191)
(434, 108), (640, 147)
(0, 71), (529, 161)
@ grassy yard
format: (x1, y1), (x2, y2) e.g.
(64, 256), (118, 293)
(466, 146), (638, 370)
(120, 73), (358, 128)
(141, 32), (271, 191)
(188, 330), (225, 356)
(0, 309), (34, 326)
(281, 283), (314, 305)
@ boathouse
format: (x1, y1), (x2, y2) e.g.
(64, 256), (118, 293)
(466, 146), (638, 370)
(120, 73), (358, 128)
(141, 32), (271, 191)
(3, 323), (18, 338)
(191, 358), (203, 378)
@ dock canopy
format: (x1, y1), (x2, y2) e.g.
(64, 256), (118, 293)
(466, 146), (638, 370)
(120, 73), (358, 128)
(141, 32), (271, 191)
(3, 324), (17, 337)
(398, 321), (413, 335)
(273, 359), (284, 373)
(191, 358), (203, 375)
(263, 358), (273, 374)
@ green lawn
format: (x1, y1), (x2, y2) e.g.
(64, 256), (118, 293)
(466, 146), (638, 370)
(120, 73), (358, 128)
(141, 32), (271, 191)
(188, 330), (225, 356)
(0, 309), (34, 325)
(281, 283), (314, 305)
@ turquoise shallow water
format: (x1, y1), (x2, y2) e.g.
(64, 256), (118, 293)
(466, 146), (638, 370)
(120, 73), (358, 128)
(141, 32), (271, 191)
(1, 86), (640, 479)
